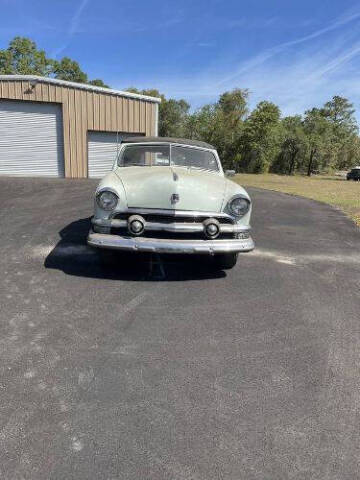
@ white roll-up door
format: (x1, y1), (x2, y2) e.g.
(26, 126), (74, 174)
(88, 131), (140, 178)
(0, 100), (64, 177)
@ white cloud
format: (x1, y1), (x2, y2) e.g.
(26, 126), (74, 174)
(52, 0), (90, 58)
(215, 7), (360, 88)
(118, 6), (360, 121)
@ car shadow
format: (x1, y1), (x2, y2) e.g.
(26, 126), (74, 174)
(44, 217), (226, 281)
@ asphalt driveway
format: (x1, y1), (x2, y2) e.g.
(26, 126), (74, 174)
(1, 177), (360, 480)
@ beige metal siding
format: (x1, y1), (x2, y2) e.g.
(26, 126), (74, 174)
(0, 79), (158, 178)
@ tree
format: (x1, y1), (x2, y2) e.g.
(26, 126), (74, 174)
(0, 36), (109, 87)
(239, 101), (281, 173)
(126, 87), (190, 137)
(184, 104), (222, 145)
(303, 108), (331, 176)
(88, 79), (110, 88)
(218, 89), (249, 128)
(0, 36), (53, 76)
(322, 96), (357, 134)
(52, 57), (88, 83)
(159, 98), (190, 137)
(182, 89), (249, 169)
(274, 115), (306, 175)
(321, 96), (359, 170)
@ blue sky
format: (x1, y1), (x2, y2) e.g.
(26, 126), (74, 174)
(2, 0), (360, 118)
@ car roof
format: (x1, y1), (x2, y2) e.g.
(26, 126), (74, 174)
(122, 136), (215, 150)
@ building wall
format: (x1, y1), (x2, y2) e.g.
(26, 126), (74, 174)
(0, 79), (157, 178)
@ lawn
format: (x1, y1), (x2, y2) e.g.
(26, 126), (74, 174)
(234, 173), (360, 227)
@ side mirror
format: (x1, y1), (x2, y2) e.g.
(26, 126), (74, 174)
(225, 169), (235, 177)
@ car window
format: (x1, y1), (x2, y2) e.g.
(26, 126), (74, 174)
(119, 145), (170, 166)
(171, 146), (219, 171)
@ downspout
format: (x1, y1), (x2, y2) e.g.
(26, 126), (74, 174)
(154, 103), (159, 136)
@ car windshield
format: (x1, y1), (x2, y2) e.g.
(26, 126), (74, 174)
(118, 144), (219, 171)
(119, 145), (170, 167)
(171, 146), (219, 171)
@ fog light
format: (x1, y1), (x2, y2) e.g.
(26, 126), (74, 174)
(203, 218), (220, 239)
(131, 220), (143, 233)
(128, 215), (145, 236)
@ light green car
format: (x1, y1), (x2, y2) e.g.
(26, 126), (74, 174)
(87, 137), (254, 269)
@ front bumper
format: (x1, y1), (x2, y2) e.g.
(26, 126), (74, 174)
(87, 232), (255, 254)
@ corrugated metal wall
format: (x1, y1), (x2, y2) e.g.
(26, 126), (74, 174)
(0, 79), (157, 178)
(88, 131), (139, 178)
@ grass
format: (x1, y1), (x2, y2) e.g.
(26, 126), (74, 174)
(234, 173), (360, 227)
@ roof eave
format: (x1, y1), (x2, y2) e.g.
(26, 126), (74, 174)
(0, 75), (161, 104)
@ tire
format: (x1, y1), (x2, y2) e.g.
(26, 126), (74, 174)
(214, 253), (238, 270)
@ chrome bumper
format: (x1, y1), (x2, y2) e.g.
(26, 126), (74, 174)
(87, 232), (255, 254)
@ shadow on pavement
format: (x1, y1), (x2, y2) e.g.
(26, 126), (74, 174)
(44, 217), (226, 281)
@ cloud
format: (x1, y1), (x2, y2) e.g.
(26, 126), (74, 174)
(214, 7), (360, 88)
(69, 0), (89, 35)
(52, 0), (90, 57)
(120, 6), (360, 121)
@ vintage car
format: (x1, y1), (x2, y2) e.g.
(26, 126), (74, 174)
(87, 137), (254, 269)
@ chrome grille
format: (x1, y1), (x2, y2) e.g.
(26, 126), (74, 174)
(113, 212), (234, 225)
(108, 209), (239, 240)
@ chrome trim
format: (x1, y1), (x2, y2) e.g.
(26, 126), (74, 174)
(96, 186), (120, 197)
(110, 208), (235, 221)
(88, 232), (255, 254)
(92, 217), (250, 234)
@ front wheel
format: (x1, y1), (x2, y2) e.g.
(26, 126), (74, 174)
(214, 253), (238, 270)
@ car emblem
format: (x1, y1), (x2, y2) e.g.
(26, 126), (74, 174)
(171, 193), (180, 204)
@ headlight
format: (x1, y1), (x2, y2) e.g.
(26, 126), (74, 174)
(228, 196), (250, 217)
(96, 190), (118, 211)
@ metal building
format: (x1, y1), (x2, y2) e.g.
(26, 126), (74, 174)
(0, 75), (160, 178)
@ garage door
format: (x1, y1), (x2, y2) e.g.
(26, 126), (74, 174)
(88, 131), (139, 178)
(0, 100), (64, 176)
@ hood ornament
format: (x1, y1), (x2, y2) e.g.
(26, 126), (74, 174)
(171, 193), (180, 204)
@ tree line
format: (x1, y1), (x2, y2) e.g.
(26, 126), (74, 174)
(0, 37), (109, 87)
(1, 37), (359, 174)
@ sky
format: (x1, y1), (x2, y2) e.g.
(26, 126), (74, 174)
(2, 0), (360, 119)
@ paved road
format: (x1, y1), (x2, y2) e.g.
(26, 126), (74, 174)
(1, 177), (360, 480)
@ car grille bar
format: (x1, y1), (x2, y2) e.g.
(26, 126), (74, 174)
(112, 209), (235, 225)
(93, 217), (249, 233)
(92, 215), (251, 243)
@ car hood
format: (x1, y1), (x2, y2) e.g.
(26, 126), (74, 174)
(114, 166), (227, 212)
